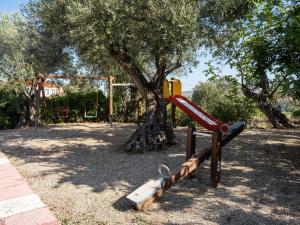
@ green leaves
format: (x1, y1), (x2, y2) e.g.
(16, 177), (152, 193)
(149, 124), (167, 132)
(23, 0), (255, 86)
(26, 0), (201, 79)
(214, 0), (299, 101)
(192, 77), (255, 122)
(0, 14), (35, 93)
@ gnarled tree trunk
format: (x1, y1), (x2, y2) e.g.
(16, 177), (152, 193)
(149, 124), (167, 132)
(242, 78), (295, 129)
(18, 79), (39, 128)
(127, 86), (176, 152)
(15, 94), (37, 128)
(258, 102), (294, 129)
(110, 47), (177, 152)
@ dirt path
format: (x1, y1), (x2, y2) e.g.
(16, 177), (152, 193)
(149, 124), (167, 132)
(0, 123), (299, 225)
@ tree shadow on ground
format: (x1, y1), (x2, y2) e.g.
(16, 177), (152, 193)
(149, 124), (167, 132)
(0, 125), (299, 224)
(0, 124), (186, 193)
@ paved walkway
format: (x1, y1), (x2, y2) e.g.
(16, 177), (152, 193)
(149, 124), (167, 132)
(0, 151), (60, 225)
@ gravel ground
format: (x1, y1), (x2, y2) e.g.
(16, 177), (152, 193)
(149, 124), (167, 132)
(0, 123), (299, 225)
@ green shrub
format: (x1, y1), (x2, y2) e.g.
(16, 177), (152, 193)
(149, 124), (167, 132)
(192, 77), (255, 123)
(176, 109), (193, 126)
(0, 116), (11, 129)
(292, 109), (300, 117)
(0, 88), (109, 127)
(44, 90), (108, 123)
(0, 90), (25, 129)
(166, 104), (192, 127)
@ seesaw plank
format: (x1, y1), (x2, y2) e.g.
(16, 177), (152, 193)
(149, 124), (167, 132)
(126, 178), (165, 210)
(126, 158), (200, 210)
(126, 122), (245, 210)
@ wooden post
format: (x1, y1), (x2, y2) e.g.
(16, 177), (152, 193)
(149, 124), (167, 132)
(137, 100), (140, 125)
(34, 75), (42, 130)
(109, 76), (113, 127)
(186, 126), (196, 161)
(171, 103), (176, 128)
(186, 125), (196, 178)
(127, 122), (245, 210)
(34, 87), (41, 130)
(41, 78), (48, 128)
(211, 130), (222, 187)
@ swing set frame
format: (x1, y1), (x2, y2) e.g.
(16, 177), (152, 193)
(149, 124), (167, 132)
(84, 83), (99, 119)
(33, 74), (134, 128)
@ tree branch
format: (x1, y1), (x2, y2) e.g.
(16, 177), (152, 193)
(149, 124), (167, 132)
(241, 73), (261, 101)
(269, 73), (290, 98)
(109, 44), (148, 97)
(165, 62), (182, 75)
(23, 89), (31, 100)
(154, 56), (167, 88)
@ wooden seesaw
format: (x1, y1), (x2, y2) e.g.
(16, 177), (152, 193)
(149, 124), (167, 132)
(126, 121), (245, 210)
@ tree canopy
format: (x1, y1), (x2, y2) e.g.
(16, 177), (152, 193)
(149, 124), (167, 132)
(25, 0), (201, 87)
(0, 11), (73, 127)
(0, 11), (71, 92)
(210, 0), (299, 128)
(0, 14), (35, 95)
(192, 76), (255, 123)
(21, 0), (256, 150)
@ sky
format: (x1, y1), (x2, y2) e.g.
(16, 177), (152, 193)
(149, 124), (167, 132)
(172, 55), (236, 91)
(0, 0), (236, 91)
(0, 0), (29, 12)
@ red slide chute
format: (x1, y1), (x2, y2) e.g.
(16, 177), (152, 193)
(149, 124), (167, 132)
(168, 95), (229, 134)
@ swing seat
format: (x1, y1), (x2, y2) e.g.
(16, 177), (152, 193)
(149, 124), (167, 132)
(84, 108), (97, 119)
(126, 178), (165, 210)
(56, 108), (70, 118)
(84, 115), (97, 119)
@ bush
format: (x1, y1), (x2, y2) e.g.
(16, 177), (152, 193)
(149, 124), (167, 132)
(0, 116), (11, 129)
(176, 109), (193, 126)
(0, 88), (109, 128)
(0, 90), (25, 129)
(44, 90), (108, 123)
(292, 109), (300, 118)
(112, 86), (139, 122)
(166, 104), (193, 127)
(192, 77), (255, 123)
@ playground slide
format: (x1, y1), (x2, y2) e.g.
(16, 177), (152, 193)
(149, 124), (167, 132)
(169, 95), (229, 133)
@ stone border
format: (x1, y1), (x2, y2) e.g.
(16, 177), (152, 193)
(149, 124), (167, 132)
(0, 151), (60, 225)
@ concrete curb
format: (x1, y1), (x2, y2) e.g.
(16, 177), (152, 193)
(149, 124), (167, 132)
(0, 151), (60, 225)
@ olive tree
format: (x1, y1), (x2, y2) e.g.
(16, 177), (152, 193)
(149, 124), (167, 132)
(0, 12), (71, 127)
(26, 0), (254, 151)
(212, 0), (299, 128)
(0, 14), (37, 126)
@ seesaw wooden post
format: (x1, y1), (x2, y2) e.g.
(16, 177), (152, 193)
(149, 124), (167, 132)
(211, 130), (222, 187)
(186, 125), (196, 161)
(186, 125), (196, 178)
(126, 122), (245, 210)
